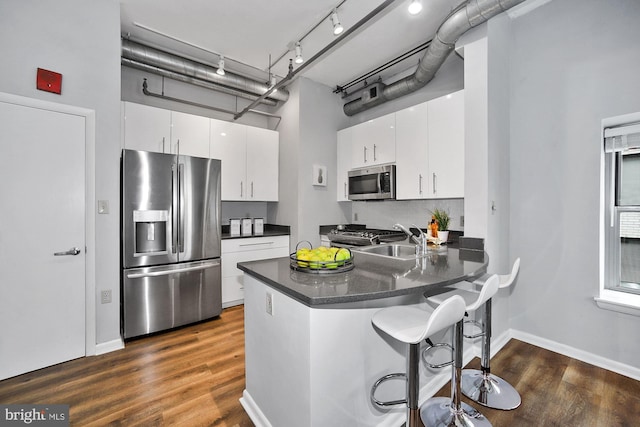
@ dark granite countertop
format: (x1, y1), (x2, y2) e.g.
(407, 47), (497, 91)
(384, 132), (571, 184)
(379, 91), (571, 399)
(221, 224), (290, 240)
(237, 246), (488, 307)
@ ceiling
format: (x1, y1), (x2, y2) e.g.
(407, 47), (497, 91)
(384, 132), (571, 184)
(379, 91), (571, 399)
(119, 0), (466, 97)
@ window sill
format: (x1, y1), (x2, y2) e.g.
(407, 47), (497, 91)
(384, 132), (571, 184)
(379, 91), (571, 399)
(595, 291), (640, 317)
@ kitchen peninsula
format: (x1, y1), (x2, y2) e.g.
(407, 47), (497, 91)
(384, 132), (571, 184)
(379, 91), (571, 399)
(237, 247), (488, 427)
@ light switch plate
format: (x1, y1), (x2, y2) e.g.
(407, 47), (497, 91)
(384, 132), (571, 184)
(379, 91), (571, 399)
(98, 200), (109, 214)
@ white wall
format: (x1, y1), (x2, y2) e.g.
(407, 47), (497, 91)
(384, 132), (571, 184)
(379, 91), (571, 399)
(269, 77), (351, 248)
(507, 0), (640, 368)
(0, 0), (121, 346)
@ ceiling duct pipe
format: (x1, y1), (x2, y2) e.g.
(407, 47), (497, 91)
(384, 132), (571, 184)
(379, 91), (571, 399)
(122, 58), (278, 106)
(343, 0), (525, 116)
(121, 39), (289, 103)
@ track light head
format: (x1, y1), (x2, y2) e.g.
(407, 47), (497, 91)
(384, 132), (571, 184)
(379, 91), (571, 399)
(294, 42), (304, 64)
(408, 0), (422, 15)
(216, 55), (225, 76)
(330, 10), (343, 36)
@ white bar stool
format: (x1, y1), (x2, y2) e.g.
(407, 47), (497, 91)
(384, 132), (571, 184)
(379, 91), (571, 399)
(420, 274), (500, 427)
(459, 258), (521, 410)
(371, 295), (467, 427)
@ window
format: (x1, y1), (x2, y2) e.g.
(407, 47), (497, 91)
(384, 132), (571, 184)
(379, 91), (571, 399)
(599, 115), (640, 315)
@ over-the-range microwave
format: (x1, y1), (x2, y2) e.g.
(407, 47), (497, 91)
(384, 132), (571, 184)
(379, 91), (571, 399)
(348, 164), (396, 201)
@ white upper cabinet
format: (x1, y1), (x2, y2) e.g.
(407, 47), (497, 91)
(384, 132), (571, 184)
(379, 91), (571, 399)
(122, 102), (171, 153)
(246, 127), (279, 201)
(122, 102), (209, 158)
(210, 119), (279, 202)
(427, 90), (464, 198)
(170, 111), (210, 158)
(395, 90), (465, 199)
(351, 113), (396, 168)
(395, 103), (429, 200)
(336, 128), (352, 202)
(211, 120), (247, 201)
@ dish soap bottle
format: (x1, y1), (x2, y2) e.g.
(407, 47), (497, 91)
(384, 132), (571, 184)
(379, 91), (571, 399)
(430, 215), (439, 238)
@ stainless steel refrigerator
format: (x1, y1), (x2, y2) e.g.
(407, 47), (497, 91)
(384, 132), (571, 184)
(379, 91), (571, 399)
(121, 149), (222, 339)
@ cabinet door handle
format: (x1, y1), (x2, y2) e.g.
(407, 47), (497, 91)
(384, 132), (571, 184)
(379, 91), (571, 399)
(419, 174), (423, 194)
(344, 182), (347, 198)
(433, 173), (437, 194)
(162, 137), (165, 153)
(373, 144), (377, 161)
(239, 242), (275, 247)
(363, 146), (367, 163)
(240, 181), (243, 198)
(54, 247), (81, 256)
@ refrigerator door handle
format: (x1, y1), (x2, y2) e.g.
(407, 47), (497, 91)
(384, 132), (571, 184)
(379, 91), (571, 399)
(126, 260), (220, 279)
(171, 163), (178, 254)
(178, 162), (185, 253)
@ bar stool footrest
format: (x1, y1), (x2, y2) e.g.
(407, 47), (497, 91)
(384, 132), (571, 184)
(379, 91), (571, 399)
(421, 342), (453, 369)
(370, 373), (407, 407)
(463, 319), (485, 339)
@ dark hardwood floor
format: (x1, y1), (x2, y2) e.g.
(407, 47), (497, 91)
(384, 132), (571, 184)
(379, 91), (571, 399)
(1, 305), (639, 426)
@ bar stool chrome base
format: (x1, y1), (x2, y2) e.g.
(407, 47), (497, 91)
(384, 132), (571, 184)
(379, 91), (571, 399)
(420, 397), (492, 427)
(461, 369), (521, 410)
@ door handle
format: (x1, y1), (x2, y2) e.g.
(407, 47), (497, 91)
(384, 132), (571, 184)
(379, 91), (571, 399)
(54, 247), (81, 256)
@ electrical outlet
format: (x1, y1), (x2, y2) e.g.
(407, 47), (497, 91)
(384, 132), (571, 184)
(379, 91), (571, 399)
(266, 292), (273, 316)
(101, 290), (112, 304)
(354, 213), (359, 221)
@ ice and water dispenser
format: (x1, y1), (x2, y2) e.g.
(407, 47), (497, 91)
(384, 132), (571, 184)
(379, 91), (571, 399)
(133, 210), (169, 256)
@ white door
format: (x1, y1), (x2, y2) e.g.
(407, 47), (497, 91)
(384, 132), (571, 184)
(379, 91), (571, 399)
(0, 99), (86, 380)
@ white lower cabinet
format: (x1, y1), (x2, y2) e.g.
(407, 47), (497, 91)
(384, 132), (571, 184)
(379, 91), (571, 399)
(221, 235), (289, 307)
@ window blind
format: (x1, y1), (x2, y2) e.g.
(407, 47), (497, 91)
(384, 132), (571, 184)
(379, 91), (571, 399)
(604, 122), (640, 152)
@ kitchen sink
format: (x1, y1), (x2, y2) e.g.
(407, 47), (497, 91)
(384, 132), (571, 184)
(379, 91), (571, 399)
(352, 243), (419, 260)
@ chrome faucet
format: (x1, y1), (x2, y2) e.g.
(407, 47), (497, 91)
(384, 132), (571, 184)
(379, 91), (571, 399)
(393, 223), (427, 255)
(411, 223), (428, 255)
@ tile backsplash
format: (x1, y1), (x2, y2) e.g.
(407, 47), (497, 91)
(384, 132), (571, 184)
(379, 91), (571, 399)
(351, 198), (464, 231)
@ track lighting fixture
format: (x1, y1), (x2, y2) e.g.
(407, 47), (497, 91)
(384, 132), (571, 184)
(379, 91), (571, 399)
(294, 42), (304, 64)
(216, 55), (225, 76)
(330, 9), (344, 35)
(408, 0), (422, 15)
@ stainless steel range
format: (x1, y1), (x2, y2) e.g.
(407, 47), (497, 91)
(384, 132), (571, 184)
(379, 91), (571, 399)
(328, 228), (407, 247)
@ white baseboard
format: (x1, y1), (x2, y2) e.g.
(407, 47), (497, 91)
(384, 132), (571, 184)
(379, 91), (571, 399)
(222, 299), (244, 309)
(510, 329), (640, 381)
(94, 338), (124, 355)
(240, 390), (273, 427)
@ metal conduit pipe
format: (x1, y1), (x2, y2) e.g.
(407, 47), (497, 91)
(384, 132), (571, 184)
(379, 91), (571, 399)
(343, 0), (525, 116)
(122, 39), (289, 103)
(122, 58), (278, 107)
